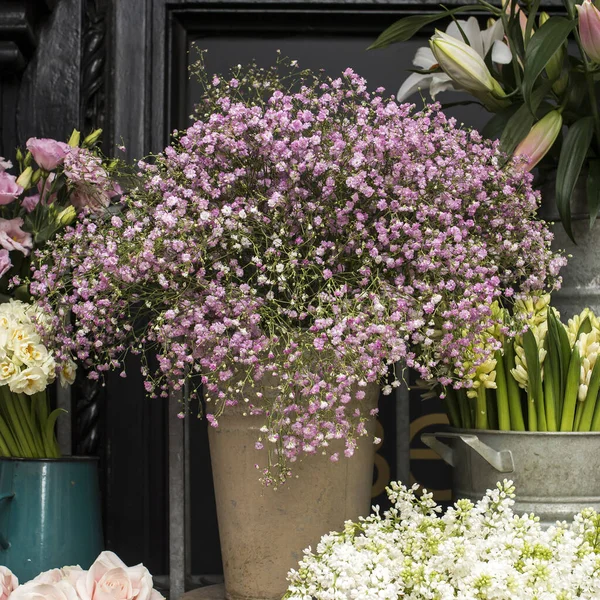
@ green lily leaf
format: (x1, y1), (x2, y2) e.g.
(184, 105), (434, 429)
(522, 17), (575, 110)
(499, 82), (554, 155)
(368, 5), (491, 49)
(556, 117), (595, 242)
(588, 160), (600, 228)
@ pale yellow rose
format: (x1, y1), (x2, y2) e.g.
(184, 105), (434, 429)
(13, 341), (49, 368)
(0, 359), (17, 382)
(8, 366), (48, 395)
(60, 359), (77, 387)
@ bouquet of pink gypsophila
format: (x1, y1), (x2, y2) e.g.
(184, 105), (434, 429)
(30, 57), (564, 484)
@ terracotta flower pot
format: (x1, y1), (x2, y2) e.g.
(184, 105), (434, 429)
(208, 383), (379, 600)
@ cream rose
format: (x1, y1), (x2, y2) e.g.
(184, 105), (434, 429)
(8, 366), (48, 395)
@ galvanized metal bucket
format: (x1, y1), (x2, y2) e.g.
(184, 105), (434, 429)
(422, 429), (600, 526)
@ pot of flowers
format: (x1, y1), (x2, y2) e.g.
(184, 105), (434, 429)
(421, 294), (600, 526)
(373, 0), (600, 316)
(285, 480), (600, 599)
(30, 57), (562, 600)
(0, 131), (118, 580)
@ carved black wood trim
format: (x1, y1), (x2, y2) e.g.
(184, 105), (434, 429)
(81, 0), (109, 136)
(0, 1), (54, 72)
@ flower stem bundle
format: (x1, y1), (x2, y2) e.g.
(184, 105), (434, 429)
(434, 296), (600, 432)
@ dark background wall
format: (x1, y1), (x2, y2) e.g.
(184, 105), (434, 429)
(0, 0), (564, 589)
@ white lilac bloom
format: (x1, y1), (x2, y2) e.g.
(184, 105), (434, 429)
(398, 17), (512, 102)
(285, 481), (600, 600)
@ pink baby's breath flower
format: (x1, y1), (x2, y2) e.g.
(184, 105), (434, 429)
(32, 60), (563, 484)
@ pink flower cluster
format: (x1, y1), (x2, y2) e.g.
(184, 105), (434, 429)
(0, 551), (163, 600)
(0, 135), (115, 288)
(31, 65), (564, 482)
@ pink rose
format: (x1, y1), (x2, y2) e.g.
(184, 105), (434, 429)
(10, 581), (78, 600)
(77, 552), (162, 600)
(22, 194), (40, 213)
(26, 138), (70, 171)
(0, 566), (18, 600)
(13, 582), (76, 600)
(0, 249), (12, 279)
(0, 218), (33, 256)
(0, 172), (23, 205)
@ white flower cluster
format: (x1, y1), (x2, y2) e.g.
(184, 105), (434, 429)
(0, 301), (75, 395)
(285, 481), (600, 600)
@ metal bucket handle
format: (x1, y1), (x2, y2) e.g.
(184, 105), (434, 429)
(421, 432), (515, 473)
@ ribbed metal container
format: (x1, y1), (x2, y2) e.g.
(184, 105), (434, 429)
(422, 429), (600, 526)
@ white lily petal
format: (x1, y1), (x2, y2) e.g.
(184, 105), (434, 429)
(446, 17), (484, 57)
(429, 74), (456, 99)
(413, 47), (437, 70)
(492, 40), (513, 65)
(481, 19), (505, 57)
(397, 72), (433, 102)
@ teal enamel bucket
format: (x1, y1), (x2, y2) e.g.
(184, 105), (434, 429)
(0, 457), (103, 581)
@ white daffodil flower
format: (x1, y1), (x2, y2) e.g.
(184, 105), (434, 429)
(398, 17), (512, 102)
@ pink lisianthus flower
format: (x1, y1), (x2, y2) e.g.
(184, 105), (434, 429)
(26, 138), (70, 171)
(22, 193), (40, 213)
(0, 171), (23, 205)
(0, 249), (12, 278)
(0, 218), (33, 256)
(0, 158), (13, 172)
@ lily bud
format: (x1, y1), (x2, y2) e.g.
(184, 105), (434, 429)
(82, 128), (102, 148)
(513, 110), (563, 172)
(16, 167), (33, 189)
(429, 30), (506, 97)
(578, 0), (600, 63)
(67, 129), (81, 147)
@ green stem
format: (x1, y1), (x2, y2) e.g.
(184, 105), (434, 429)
(443, 388), (462, 428)
(580, 361), (600, 431)
(457, 389), (473, 430)
(15, 394), (44, 457)
(560, 346), (581, 432)
(543, 371), (558, 432)
(527, 387), (538, 432)
(0, 413), (19, 456)
(476, 386), (489, 430)
(486, 389), (499, 430)
(1, 387), (34, 457)
(494, 350), (511, 431)
(574, 400), (584, 431)
(504, 342), (526, 431)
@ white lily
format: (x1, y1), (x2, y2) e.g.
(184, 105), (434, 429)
(398, 17), (512, 102)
